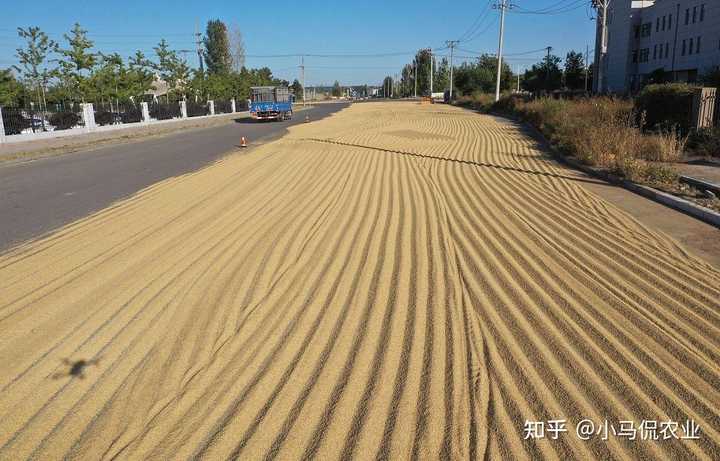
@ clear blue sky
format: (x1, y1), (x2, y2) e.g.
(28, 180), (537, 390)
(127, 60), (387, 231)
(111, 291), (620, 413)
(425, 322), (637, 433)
(0, 0), (597, 86)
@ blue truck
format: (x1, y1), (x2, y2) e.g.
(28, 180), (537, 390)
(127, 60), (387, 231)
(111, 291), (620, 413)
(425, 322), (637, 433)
(249, 86), (293, 121)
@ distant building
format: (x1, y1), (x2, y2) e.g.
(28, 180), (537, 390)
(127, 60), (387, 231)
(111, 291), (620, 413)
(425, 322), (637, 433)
(594, 0), (720, 93)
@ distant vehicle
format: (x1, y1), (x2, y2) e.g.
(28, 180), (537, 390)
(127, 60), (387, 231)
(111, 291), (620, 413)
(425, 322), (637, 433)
(249, 86), (293, 121)
(431, 92), (445, 103)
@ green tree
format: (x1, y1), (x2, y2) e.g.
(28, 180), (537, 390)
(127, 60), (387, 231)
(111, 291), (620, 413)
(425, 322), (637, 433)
(14, 26), (57, 109)
(434, 57), (449, 93)
(331, 80), (342, 97)
(522, 54), (562, 92)
(290, 79), (303, 101)
(204, 20), (232, 75)
(57, 23), (97, 101)
(413, 49), (432, 96)
(563, 51), (586, 90)
(127, 50), (154, 101)
(382, 76), (393, 97)
(454, 54), (512, 95)
(153, 39), (190, 100)
(0, 69), (25, 106)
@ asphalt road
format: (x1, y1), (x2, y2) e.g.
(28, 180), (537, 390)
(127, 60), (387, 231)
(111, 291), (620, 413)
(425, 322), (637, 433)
(0, 103), (348, 252)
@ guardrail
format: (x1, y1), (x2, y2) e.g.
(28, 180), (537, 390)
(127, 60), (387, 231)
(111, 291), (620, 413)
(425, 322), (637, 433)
(0, 98), (243, 145)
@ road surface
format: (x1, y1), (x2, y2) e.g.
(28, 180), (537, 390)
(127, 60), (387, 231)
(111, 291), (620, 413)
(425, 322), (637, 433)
(0, 103), (347, 251)
(0, 102), (718, 460)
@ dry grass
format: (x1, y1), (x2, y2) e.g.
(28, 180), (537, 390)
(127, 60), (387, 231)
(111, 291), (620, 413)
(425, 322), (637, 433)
(482, 95), (687, 184)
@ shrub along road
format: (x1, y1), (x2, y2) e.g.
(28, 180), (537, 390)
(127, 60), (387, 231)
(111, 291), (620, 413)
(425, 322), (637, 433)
(0, 103), (347, 251)
(0, 102), (718, 460)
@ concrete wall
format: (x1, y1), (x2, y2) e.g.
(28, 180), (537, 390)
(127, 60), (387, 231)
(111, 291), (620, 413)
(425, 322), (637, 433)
(598, 0), (720, 93)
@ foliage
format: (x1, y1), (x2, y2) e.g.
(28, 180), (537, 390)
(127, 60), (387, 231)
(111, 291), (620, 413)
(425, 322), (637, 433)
(94, 110), (115, 126)
(522, 54), (563, 92)
(2, 110), (31, 134)
(154, 39), (190, 100)
(56, 23), (97, 101)
(228, 23), (246, 72)
(0, 69), (25, 106)
(686, 127), (720, 158)
(494, 95), (684, 183)
(563, 51), (586, 90)
(332, 81), (342, 97)
(290, 79), (303, 100)
(382, 76), (393, 97)
(13, 26), (57, 107)
(49, 111), (81, 130)
(454, 54), (512, 96)
(204, 19), (232, 75)
(700, 66), (720, 88)
(634, 83), (694, 133)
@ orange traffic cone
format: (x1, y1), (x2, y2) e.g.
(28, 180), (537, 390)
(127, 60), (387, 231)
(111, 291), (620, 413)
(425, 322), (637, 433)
(240, 136), (248, 148)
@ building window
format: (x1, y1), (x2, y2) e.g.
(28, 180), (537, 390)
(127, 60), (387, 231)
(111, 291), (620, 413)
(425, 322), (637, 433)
(632, 50), (638, 63)
(693, 6), (697, 23)
(662, 15), (666, 30)
(634, 25), (640, 39)
(665, 42), (670, 58)
(682, 39), (687, 56)
(653, 44), (657, 59)
(686, 8), (690, 25)
(697, 36), (701, 53)
(689, 38), (694, 55)
(639, 48), (650, 62)
(669, 14), (672, 29)
(641, 22), (652, 37)
(656, 18), (660, 32)
(700, 4), (705, 22)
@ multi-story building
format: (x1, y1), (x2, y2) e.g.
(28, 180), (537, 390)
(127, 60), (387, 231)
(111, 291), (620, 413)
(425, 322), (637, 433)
(594, 0), (720, 93)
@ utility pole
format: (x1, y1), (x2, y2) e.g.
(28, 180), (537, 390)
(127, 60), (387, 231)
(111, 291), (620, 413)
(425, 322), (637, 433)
(429, 48), (433, 96)
(414, 60), (417, 98)
(516, 64), (521, 92)
(545, 46), (553, 91)
(494, 0), (512, 101)
(446, 40), (459, 100)
(195, 22), (204, 74)
(585, 43), (590, 92)
(299, 55), (305, 106)
(592, 0), (611, 93)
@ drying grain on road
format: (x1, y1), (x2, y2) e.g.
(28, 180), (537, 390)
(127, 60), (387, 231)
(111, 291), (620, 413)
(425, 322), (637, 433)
(1, 102), (719, 460)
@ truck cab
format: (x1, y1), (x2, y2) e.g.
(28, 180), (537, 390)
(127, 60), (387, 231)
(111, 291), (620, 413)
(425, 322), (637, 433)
(249, 86), (293, 121)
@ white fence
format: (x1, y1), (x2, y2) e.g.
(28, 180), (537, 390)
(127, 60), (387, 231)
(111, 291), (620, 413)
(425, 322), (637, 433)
(0, 99), (242, 145)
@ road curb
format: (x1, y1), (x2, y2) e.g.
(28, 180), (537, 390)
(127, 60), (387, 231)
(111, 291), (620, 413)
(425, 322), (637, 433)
(502, 114), (720, 229)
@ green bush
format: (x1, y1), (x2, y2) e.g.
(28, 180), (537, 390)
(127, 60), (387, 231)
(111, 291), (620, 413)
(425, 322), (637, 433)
(2, 111), (30, 135)
(49, 111), (81, 130)
(634, 83), (694, 133)
(686, 127), (720, 157)
(94, 110), (115, 126)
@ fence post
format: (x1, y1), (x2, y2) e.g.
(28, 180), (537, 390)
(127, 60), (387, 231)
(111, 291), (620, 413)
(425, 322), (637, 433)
(82, 103), (96, 132)
(0, 107), (6, 144)
(231, 98), (236, 113)
(208, 100), (215, 116)
(141, 102), (150, 123)
(180, 100), (188, 118)
(691, 87), (716, 129)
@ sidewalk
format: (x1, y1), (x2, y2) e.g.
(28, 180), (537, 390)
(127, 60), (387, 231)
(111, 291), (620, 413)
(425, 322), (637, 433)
(674, 159), (720, 184)
(579, 173), (720, 268)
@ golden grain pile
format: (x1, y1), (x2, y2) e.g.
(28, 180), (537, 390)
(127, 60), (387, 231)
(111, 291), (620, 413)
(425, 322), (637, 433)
(0, 102), (718, 460)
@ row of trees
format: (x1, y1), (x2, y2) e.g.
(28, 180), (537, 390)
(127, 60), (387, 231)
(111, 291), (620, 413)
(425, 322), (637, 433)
(382, 49), (593, 98)
(0, 20), (289, 109)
